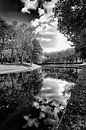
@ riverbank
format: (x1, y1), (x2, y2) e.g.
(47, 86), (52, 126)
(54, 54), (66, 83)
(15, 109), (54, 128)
(57, 65), (86, 129)
(0, 63), (41, 74)
(41, 63), (84, 69)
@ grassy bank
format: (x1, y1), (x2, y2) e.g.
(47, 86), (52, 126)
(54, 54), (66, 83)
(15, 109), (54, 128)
(0, 63), (41, 74)
(41, 63), (83, 69)
(57, 65), (86, 130)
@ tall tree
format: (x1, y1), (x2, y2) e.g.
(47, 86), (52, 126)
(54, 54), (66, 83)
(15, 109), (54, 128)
(0, 17), (16, 63)
(55, 0), (86, 59)
(6, 25), (17, 63)
(15, 23), (35, 64)
(31, 39), (43, 64)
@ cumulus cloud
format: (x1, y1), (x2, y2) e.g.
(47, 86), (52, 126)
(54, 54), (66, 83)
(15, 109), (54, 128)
(39, 38), (51, 42)
(20, 0), (38, 14)
(31, 0), (58, 26)
(20, 0), (72, 52)
(20, 0), (58, 16)
(42, 0), (58, 18)
(40, 31), (56, 35)
(20, 0), (58, 33)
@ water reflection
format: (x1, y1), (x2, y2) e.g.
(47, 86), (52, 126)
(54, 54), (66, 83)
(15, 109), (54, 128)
(39, 78), (73, 105)
(0, 68), (43, 127)
(38, 67), (81, 107)
(0, 67), (81, 129)
(43, 67), (81, 82)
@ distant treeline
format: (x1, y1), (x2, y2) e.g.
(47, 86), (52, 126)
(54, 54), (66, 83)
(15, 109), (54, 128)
(43, 48), (83, 64)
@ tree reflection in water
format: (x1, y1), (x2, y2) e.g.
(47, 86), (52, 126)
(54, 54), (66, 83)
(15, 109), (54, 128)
(38, 67), (79, 108)
(43, 67), (81, 83)
(0, 67), (81, 130)
(0, 68), (43, 129)
(42, 67), (81, 104)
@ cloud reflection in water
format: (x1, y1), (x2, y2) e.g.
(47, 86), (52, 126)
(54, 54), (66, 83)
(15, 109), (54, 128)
(39, 78), (74, 106)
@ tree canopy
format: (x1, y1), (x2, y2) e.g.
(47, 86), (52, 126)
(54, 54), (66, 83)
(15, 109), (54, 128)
(55, 0), (86, 59)
(31, 39), (43, 64)
(0, 17), (43, 64)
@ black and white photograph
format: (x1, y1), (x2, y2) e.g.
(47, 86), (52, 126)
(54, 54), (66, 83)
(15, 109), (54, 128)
(0, 0), (86, 130)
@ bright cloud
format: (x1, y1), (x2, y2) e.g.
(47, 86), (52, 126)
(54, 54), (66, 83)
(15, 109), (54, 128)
(20, 0), (38, 14)
(40, 31), (56, 35)
(40, 28), (72, 52)
(20, 0), (72, 52)
(39, 38), (51, 42)
(33, 20), (72, 52)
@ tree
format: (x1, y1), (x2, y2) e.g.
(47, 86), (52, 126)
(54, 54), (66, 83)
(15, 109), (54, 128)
(31, 39), (43, 64)
(12, 21), (17, 27)
(44, 48), (81, 64)
(55, 0), (86, 59)
(0, 17), (16, 63)
(15, 23), (35, 64)
(7, 26), (17, 63)
(0, 18), (8, 63)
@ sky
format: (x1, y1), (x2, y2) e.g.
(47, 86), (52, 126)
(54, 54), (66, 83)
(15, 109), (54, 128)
(0, 0), (72, 52)
(35, 23), (72, 52)
(0, 0), (39, 22)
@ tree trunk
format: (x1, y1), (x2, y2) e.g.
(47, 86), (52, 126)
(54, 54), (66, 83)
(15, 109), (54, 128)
(1, 53), (3, 64)
(76, 58), (78, 63)
(20, 55), (23, 64)
(30, 59), (32, 65)
(11, 48), (14, 63)
(81, 58), (83, 63)
(1, 38), (5, 64)
(18, 52), (23, 64)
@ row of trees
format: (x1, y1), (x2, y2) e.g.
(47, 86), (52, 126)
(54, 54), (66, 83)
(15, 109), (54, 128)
(0, 17), (43, 64)
(43, 48), (83, 64)
(54, 0), (86, 60)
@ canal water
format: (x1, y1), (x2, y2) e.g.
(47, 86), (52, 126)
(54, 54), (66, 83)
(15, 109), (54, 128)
(0, 67), (81, 130)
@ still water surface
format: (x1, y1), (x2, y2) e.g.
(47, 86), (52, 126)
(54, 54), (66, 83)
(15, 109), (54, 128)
(39, 67), (80, 106)
(0, 66), (81, 129)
